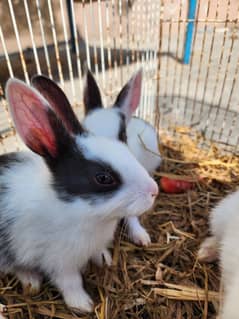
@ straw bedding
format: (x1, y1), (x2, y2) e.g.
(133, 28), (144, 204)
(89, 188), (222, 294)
(0, 128), (238, 319)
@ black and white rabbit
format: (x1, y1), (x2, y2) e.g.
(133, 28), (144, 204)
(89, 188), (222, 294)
(198, 191), (239, 319)
(83, 69), (161, 174)
(31, 70), (161, 246)
(2, 78), (158, 312)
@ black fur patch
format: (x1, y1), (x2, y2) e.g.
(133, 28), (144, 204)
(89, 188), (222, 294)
(0, 153), (24, 168)
(114, 82), (129, 109)
(84, 70), (103, 115)
(31, 75), (84, 135)
(118, 113), (127, 143)
(50, 144), (122, 202)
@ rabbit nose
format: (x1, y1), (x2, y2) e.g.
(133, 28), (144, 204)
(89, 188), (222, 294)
(148, 180), (159, 198)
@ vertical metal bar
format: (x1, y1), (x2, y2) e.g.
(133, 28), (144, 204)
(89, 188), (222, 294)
(154, 3), (163, 132)
(35, 0), (53, 78)
(59, 0), (75, 100)
(163, 1), (173, 124)
(111, 0), (118, 91)
(47, 0), (64, 85)
(190, 2), (213, 124)
(8, 0), (30, 83)
(97, 0), (106, 87)
(68, 0), (83, 95)
(89, 0), (99, 76)
(225, 40), (239, 148)
(125, 0), (130, 75)
(137, 0), (147, 119)
(82, 0), (91, 70)
(105, 0), (113, 99)
(183, 0), (197, 64)
(171, 0), (183, 107)
(0, 26), (14, 78)
(216, 5), (239, 142)
(141, 0), (148, 120)
(144, 0), (155, 123)
(150, 0), (161, 126)
(195, 0), (220, 128)
(209, 0), (231, 141)
(130, 0), (136, 68)
(226, 56), (239, 149)
(176, 1), (189, 119)
(118, 0), (123, 84)
(184, 0), (210, 124)
(66, 0), (76, 53)
(23, 0), (41, 74)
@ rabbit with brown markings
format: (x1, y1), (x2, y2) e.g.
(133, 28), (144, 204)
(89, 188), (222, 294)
(1, 78), (158, 312)
(32, 70), (161, 246)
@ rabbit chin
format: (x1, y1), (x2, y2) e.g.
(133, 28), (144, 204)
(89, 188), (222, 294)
(126, 196), (155, 217)
(79, 187), (155, 221)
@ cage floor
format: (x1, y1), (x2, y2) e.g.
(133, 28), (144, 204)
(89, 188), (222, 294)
(0, 129), (237, 319)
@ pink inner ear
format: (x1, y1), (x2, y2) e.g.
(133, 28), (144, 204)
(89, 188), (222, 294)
(8, 82), (58, 157)
(129, 71), (142, 114)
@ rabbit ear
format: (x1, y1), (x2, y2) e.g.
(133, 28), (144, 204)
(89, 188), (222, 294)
(114, 69), (142, 122)
(83, 69), (103, 115)
(6, 78), (79, 160)
(31, 75), (83, 135)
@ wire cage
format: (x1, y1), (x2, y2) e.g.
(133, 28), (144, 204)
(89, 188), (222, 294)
(0, 0), (239, 318)
(1, 0), (239, 152)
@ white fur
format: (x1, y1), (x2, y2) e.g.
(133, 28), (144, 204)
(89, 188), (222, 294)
(16, 270), (42, 295)
(92, 249), (112, 267)
(127, 117), (161, 174)
(197, 236), (219, 263)
(5, 77), (158, 311)
(30, 71), (160, 246)
(198, 190), (239, 318)
(2, 134), (157, 311)
(220, 218), (239, 319)
(83, 108), (122, 140)
(77, 135), (158, 217)
(83, 109), (160, 245)
(84, 111), (161, 174)
(126, 216), (151, 246)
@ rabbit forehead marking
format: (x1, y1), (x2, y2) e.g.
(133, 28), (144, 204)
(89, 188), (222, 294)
(51, 146), (122, 202)
(118, 112), (127, 143)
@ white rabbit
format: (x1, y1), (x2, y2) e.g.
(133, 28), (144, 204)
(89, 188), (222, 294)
(31, 70), (161, 246)
(198, 190), (239, 319)
(2, 78), (158, 312)
(83, 69), (161, 174)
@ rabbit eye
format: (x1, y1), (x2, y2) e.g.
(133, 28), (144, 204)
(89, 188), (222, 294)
(95, 172), (115, 185)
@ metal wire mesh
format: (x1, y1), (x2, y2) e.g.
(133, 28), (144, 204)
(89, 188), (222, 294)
(0, 0), (239, 153)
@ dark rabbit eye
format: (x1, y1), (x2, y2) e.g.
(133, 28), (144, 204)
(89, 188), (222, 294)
(95, 172), (115, 185)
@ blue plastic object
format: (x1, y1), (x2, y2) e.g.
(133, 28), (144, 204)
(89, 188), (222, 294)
(183, 0), (197, 64)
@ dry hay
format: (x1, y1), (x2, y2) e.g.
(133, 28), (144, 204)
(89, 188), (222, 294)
(1, 128), (239, 319)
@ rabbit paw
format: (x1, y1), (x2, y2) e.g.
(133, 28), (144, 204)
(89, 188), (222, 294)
(66, 290), (94, 313)
(92, 249), (112, 267)
(129, 225), (151, 246)
(55, 271), (94, 313)
(127, 217), (151, 246)
(16, 270), (42, 296)
(198, 236), (218, 263)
